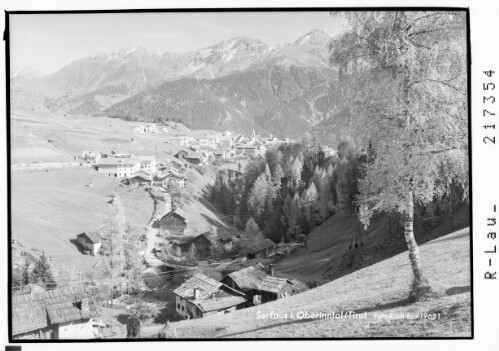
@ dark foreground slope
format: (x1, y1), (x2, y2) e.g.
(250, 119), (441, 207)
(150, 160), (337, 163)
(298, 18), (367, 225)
(142, 227), (471, 338)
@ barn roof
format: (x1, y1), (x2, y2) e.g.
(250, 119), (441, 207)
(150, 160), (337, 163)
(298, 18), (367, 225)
(185, 152), (204, 159)
(77, 231), (101, 244)
(258, 276), (292, 294)
(194, 296), (247, 313)
(244, 238), (275, 254)
(226, 263), (268, 291)
(172, 274), (222, 300)
(159, 210), (187, 223)
(12, 286), (99, 335)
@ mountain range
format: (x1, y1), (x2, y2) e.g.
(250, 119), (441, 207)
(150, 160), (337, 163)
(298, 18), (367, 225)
(11, 29), (352, 141)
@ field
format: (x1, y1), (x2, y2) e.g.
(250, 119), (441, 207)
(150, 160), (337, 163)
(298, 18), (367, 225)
(273, 206), (470, 283)
(9, 109), (237, 274)
(141, 227), (471, 338)
(11, 168), (153, 273)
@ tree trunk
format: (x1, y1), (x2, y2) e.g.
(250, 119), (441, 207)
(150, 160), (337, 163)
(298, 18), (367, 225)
(404, 192), (423, 280)
(404, 192), (432, 301)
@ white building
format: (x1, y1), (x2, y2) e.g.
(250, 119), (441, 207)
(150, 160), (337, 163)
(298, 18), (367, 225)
(81, 151), (101, 164)
(96, 158), (141, 178)
(138, 156), (157, 174)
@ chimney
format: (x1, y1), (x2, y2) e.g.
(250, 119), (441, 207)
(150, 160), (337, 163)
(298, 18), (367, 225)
(268, 264), (274, 277)
(193, 288), (200, 300)
(80, 297), (90, 313)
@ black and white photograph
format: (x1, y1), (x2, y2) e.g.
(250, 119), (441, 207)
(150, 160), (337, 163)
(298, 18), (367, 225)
(1, 1), (495, 347)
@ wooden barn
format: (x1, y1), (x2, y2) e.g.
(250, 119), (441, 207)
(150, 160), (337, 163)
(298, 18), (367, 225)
(76, 232), (102, 256)
(257, 276), (294, 303)
(190, 233), (211, 259)
(158, 210), (187, 236)
(221, 263), (268, 306)
(173, 274), (246, 319)
(244, 238), (276, 259)
(12, 286), (100, 340)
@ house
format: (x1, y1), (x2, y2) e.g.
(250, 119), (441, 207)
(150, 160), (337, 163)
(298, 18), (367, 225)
(128, 171), (153, 187)
(102, 151), (134, 159)
(133, 124), (145, 132)
(145, 123), (158, 133)
(76, 232), (102, 256)
(158, 209), (187, 236)
(244, 238), (276, 259)
(212, 148), (229, 160)
(218, 135), (233, 148)
(166, 136), (189, 146)
(12, 286), (100, 340)
(174, 149), (189, 160)
(221, 263), (268, 306)
(190, 233), (212, 259)
(173, 274), (246, 319)
(258, 275), (294, 303)
(216, 229), (240, 251)
(96, 158), (141, 178)
(81, 151), (101, 164)
(184, 152), (208, 166)
(138, 156), (157, 174)
(161, 171), (186, 189)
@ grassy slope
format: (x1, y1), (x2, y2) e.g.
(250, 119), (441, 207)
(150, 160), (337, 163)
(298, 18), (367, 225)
(144, 227), (471, 338)
(273, 206), (469, 283)
(11, 168), (153, 272)
(10, 110), (233, 273)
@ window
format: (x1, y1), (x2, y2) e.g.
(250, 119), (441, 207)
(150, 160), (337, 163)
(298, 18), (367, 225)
(181, 306), (185, 311)
(177, 303), (180, 309)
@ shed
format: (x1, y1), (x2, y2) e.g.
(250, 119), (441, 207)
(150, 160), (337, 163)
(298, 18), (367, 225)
(244, 238), (276, 259)
(76, 232), (102, 256)
(258, 276), (294, 302)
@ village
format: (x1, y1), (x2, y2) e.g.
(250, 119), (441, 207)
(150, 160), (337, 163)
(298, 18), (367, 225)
(11, 124), (318, 340)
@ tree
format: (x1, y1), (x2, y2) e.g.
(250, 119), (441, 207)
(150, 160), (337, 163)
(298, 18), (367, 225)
(21, 258), (31, 287)
(331, 11), (468, 300)
(243, 217), (265, 243)
(291, 157), (303, 189)
(247, 171), (273, 217)
(32, 252), (56, 289)
(127, 299), (158, 339)
(99, 196), (127, 303)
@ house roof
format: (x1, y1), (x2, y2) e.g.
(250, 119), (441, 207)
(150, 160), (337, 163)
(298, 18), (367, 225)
(138, 156), (156, 162)
(217, 228), (241, 241)
(159, 210), (187, 224)
(244, 238), (276, 254)
(258, 276), (292, 294)
(77, 231), (101, 244)
(97, 158), (140, 166)
(226, 263), (268, 291)
(193, 296), (247, 313)
(185, 152), (204, 159)
(12, 286), (99, 336)
(172, 274), (222, 300)
(130, 171), (153, 181)
(12, 283), (46, 296)
(191, 233), (211, 243)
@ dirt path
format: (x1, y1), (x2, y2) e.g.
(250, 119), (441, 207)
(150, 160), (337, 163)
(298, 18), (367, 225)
(141, 190), (172, 289)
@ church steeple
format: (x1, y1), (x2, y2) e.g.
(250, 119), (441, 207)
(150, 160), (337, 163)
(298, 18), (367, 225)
(252, 129), (256, 141)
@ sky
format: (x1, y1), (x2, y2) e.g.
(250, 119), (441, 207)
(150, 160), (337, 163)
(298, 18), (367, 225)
(9, 11), (347, 74)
